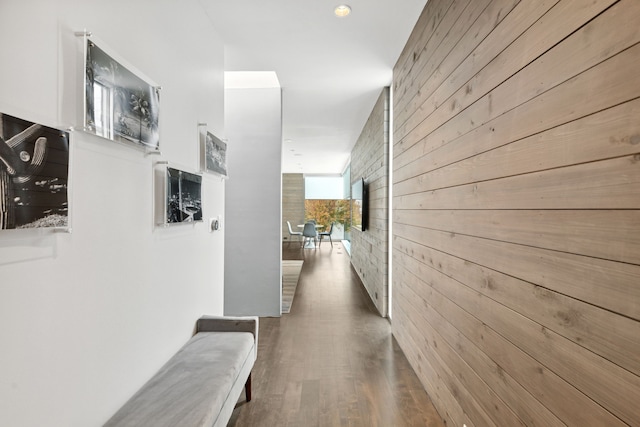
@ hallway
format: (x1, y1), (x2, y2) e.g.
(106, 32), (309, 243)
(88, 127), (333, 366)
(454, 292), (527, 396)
(229, 241), (444, 426)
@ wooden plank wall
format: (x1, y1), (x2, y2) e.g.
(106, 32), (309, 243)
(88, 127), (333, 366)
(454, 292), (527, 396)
(282, 173), (305, 242)
(350, 88), (390, 316)
(391, 0), (640, 426)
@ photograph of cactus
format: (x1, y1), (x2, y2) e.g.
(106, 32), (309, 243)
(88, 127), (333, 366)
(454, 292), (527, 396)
(85, 39), (160, 151)
(0, 113), (70, 230)
(204, 131), (227, 177)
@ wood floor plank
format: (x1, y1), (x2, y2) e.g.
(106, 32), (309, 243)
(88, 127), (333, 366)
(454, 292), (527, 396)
(227, 243), (444, 427)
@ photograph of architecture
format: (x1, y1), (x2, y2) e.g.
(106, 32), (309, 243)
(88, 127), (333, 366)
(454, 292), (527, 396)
(166, 167), (202, 223)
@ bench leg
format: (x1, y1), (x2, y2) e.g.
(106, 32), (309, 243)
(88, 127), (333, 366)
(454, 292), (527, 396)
(245, 373), (252, 402)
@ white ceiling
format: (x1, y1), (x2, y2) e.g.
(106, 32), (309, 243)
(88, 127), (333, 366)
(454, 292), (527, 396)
(201, 0), (428, 175)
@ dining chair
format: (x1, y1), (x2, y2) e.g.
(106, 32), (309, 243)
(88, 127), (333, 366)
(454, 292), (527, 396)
(318, 222), (334, 247)
(287, 221), (303, 246)
(302, 222), (318, 249)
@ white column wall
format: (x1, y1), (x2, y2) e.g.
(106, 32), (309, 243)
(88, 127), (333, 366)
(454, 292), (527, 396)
(224, 87), (282, 316)
(0, 1), (225, 426)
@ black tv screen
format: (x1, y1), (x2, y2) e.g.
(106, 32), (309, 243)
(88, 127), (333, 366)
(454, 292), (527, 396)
(351, 177), (368, 231)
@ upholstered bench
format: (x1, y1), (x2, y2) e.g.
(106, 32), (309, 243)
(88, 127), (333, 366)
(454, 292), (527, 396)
(104, 315), (258, 427)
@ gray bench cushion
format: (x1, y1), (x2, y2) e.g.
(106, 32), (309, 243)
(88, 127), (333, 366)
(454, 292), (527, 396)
(104, 332), (255, 427)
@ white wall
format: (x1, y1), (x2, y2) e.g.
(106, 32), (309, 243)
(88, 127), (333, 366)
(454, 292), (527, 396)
(224, 87), (282, 316)
(0, 1), (225, 426)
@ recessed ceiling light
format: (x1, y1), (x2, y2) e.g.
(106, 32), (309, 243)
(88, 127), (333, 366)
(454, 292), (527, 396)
(334, 5), (351, 17)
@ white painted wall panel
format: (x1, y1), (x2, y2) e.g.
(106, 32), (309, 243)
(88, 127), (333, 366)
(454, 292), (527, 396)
(224, 87), (282, 316)
(0, 1), (225, 426)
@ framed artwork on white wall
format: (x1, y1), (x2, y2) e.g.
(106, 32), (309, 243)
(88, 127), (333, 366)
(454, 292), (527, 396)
(164, 166), (203, 225)
(81, 34), (160, 152)
(203, 131), (227, 178)
(0, 113), (70, 231)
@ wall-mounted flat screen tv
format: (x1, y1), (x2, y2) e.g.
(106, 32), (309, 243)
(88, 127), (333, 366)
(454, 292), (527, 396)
(166, 167), (202, 224)
(351, 177), (368, 231)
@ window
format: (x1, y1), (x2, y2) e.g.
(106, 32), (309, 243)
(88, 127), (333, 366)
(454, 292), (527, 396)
(304, 175), (350, 241)
(93, 81), (114, 139)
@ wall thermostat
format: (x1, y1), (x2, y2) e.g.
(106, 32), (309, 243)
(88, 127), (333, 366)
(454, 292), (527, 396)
(209, 217), (221, 232)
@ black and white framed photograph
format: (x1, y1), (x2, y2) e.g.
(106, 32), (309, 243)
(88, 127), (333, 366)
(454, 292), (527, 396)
(84, 38), (160, 151)
(0, 113), (70, 230)
(166, 167), (202, 224)
(204, 131), (227, 177)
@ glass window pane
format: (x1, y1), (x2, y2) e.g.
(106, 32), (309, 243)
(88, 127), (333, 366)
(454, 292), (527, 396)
(305, 176), (344, 199)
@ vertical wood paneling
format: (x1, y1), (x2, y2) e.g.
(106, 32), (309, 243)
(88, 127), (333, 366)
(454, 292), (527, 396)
(391, 0), (640, 426)
(350, 89), (390, 316)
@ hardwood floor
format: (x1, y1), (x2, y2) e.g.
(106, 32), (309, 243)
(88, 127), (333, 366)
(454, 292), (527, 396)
(228, 240), (444, 427)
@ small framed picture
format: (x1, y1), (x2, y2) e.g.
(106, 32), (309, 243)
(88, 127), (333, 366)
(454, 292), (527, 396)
(0, 113), (70, 230)
(203, 131), (227, 178)
(165, 166), (203, 225)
